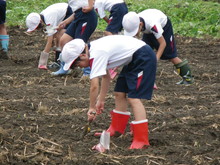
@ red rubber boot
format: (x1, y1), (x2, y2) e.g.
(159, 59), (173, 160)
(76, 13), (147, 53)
(129, 120), (150, 149)
(95, 110), (130, 137)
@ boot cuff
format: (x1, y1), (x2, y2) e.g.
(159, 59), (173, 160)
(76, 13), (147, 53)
(131, 119), (148, 124)
(113, 109), (131, 115)
(174, 59), (188, 68)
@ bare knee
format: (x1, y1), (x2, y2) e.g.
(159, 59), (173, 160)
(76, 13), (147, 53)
(59, 34), (73, 49)
(114, 92), (127, 112)
(115, 92), (126, 100)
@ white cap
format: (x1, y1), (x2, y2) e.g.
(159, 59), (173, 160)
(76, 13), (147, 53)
(62, 39), (86, 71)
(26, 13), (41, 32)
(122, 12), (140, 37)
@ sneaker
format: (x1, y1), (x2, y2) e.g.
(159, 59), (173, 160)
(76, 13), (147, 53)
(176, 76), (194, 85)
(51, 66), (72, 76)
(48, 62), (60, 69)
(0, 49), (9, 59)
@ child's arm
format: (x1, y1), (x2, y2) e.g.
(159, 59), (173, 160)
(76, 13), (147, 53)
(87, 77), (100, 121)
(43, 35), (54, 53)
(156, 36), (166, 61)
(151, 23), (165, 61)
(57, 14), (75, 30)
(96, 72), (111, 114)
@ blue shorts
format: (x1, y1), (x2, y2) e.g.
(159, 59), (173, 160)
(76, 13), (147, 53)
(63, 5), (73, 29)
(0, 1), (6, 24)
(114, 45), (157, 100)
(65, 8), (98, 42)
(106, 3), (128, 34)
(142, 18), (177, 60)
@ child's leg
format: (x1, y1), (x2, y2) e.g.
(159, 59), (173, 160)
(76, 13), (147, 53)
(170, 56), (182, 65)
(171, 58), (194, 84)
(94, 92), (130, 137)
(38, 51), (49, 70)
(59, 33), (73, 49)
(129, 119), (150, 149)
(0, 1), (9, 53)
(105, 2), (128, 35)
(127, 98), (150, 149)
(115, 92), (128, 112)
(54, 29), (65, 63)
(127, 98), (146, 121)
(0, 34), (9, 52)
(103, 92), (130, 135)
(55, 48), (61, 63)
(0, 24), (7, 35)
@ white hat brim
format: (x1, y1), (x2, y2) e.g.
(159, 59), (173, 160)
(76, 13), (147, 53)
(63, 59), (75, 71)
(26, 25), (38, 32)
(27, 28), (34, 32)
(123, 26), (139, 37)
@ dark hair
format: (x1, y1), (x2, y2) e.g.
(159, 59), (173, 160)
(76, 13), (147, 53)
(36, 22), (43, 29)
(70, 56), (81, 69)
(81, 48), (86, 54)
(69, 48), (86, 69)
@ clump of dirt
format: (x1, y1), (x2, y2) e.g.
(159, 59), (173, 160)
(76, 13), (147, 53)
(0, 27), (219, 165)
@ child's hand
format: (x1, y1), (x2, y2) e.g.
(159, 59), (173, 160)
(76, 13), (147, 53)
(87, 109), (96, 121)
(82, 6), (93, 13)
(96, 100), (104, 115)
(57, 21), (66, 30)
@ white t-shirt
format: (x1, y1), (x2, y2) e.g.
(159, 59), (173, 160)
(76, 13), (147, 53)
(89, 35), (146, 79)
(68, 0), (88, 12)
(94, 0), (124, 18)
(40, 3), (68, 36)
(138, 9), (168, 39)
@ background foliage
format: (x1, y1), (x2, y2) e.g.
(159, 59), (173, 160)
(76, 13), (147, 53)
(6, 0), (220, 38)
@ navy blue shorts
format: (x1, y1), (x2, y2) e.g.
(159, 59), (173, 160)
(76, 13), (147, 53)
(63, 5), (73, 29)
(65, 8), (98, 42)
(142, 18), (177, 60)
(114, 45), (157, 100)
(0, 1), (6, 24)
(106, 3), (128, 34)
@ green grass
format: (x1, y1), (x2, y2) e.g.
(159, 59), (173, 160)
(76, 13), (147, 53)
(6, 0), (220, 38)
(6, 0), (64, 26)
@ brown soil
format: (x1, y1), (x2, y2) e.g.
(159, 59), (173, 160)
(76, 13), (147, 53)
(0, 27), (219, 165)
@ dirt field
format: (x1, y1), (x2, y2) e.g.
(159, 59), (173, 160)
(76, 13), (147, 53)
(0, 27), (219, 165)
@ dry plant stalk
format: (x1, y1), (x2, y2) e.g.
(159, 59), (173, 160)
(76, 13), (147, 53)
(14, 152), (39, 159)
(101, 153), (166, 161)
(39, 137), (63, 148)
(35, 144), (62, 156)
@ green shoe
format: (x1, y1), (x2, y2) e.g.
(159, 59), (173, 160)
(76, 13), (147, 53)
(176, 76), (194, 85)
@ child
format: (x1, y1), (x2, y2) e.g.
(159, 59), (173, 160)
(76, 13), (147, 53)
(94, 0), (128, 36)
(26, 3), (73, 70)
(0, 0), (9, 59)
(94, 0), (128, 79)
(51, 0), (98, 77)
(61, 35), (157, 149)
(122, 9), (194, 84)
